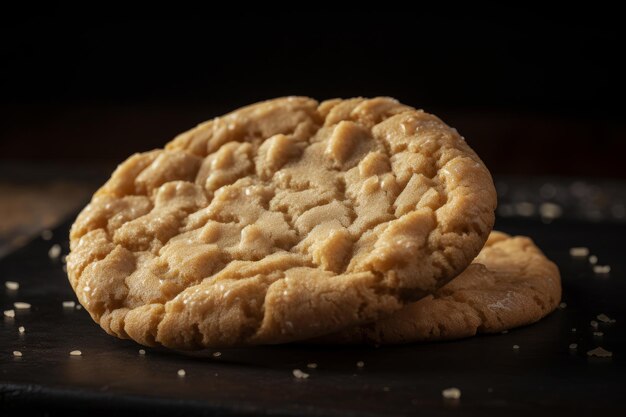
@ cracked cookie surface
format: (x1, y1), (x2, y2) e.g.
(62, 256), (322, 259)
(67, 97), (496, 349)
(315, 232), (561, 344)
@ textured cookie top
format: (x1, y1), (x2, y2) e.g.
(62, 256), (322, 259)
(67, 97), (496, 349)
(319, 231), (562, 344)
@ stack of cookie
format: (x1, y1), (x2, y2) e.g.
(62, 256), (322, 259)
(66, 97), (561, 349)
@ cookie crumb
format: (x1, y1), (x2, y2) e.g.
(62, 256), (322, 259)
(63, 301), (76, 308)
(590, 320), (599, 329)
(69, 350), (82, 356)
(593, 331), (604, 337)
(559, 302), (567, 309)
(597, 313), (616, 324)
(587, 347), (612, 358)
(13, 350), (22, 357)
(356, 361), (365, 368)
(569, 343), (578, 350)
(139, 349), (146, 355)
(5, 281), (19, 291)
(513, 344), (520, 350)
(307, 363), (318, 369)
(18, 326), (25, 334)
(569, 247), (589, 257)
(3, 309), (15, 318)
(589, 255), (598, 265)
(593, 265), (611, 275)
(177, 369), (186, 377)
(212, 351), (222, 358)
(41, 230), (53, 240)
(13, 302), (31, 310)
(292, 369), (309, 379)
(442, 387), (461, 400)
(48, 244), (62, 259)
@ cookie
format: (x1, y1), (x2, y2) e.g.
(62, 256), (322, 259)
(315, 232), (561, 344)
(67, 97), (496, 349)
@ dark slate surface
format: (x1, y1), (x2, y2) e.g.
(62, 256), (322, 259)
(1, 216), (625, 416)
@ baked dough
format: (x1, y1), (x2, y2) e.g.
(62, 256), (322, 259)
(67, 97), (496, 349)
(316, 232), (561, 344)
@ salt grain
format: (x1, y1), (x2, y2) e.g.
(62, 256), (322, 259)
(593, 265), (611, 274)
(442, 387), (461, 400)
(593, 331), (604, 337)
(62, 301), (76, 308)
(587, 347), (612, 358)
(513, 344), (520, 350)
(18, 326), (25, 334)
(356, 361), (365, 368)
(41, 230), (53, 240)
(177, 369), (186, 377)
(589, 255), (598, 265)
(383, 387), (390, 392)
(139, 349), (146, 355)
(569, 343), (578, 350)
(48, 244), (62, 259)
(292, 369), (309, 379)
(569, 247), (589, 257)
(69, 350), (82, 356)
(76, 305), (82, 310)
(572, 328), (577, 332)
(3, 309), (15, 318)
(13, 302), (31, 310)
(13, 351), (22, 357)
(5, 281), (19, 291)
(559, 302), (567, 309)
(212, 351), (222, 358)
(597, 313), (616, 324)
(590, 320), (599, 329)
(307, 363), (318, 369)
(501, 330), (508, 334)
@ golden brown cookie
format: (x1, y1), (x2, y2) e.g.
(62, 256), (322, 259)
(67, 97), (496, 349)
(315, 232), (561, 344)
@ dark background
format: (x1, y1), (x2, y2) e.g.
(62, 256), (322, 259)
(1, 14), (624, 178)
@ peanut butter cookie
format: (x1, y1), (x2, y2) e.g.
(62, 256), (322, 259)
(67, 97), (496, 349)
(316, 232), (561, 344)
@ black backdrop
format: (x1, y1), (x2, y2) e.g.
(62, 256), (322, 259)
(1, 14), (624, 177)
